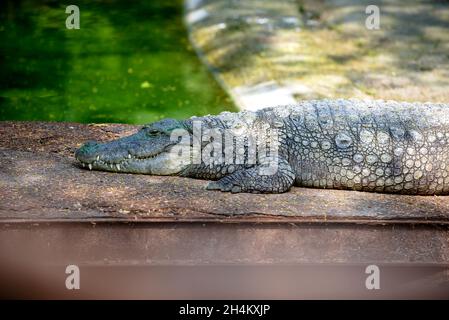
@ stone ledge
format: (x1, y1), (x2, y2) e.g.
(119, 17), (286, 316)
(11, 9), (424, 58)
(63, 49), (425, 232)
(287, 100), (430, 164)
(1, 121), (449, 224)
(184, 0), (449, 110)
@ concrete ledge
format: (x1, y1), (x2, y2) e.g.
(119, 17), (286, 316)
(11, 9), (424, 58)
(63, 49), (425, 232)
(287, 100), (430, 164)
(1, 121), (449, 224)
(184, 0), (449, 111)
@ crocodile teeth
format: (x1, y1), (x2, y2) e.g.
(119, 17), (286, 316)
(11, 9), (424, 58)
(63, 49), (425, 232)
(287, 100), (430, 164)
(88, 164), (92, 170)
(116, 164), (121, 171)
(128, 154), (132, 159)
(96, 155), (100, 161)
(82, 163), (85, 168)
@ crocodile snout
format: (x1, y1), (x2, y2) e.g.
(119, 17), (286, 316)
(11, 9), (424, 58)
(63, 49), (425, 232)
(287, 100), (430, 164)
(75, 140), (101, 163)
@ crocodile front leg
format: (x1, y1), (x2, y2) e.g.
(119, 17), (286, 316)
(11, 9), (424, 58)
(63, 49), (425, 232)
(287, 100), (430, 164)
(206, 158), (295, 193)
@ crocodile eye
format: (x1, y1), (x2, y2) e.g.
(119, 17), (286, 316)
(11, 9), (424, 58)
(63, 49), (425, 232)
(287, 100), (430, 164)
(147, 129), (160, 136)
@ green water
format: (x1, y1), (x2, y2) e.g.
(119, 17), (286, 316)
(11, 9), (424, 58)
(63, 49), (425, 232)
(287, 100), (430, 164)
(0, 0), (235, 124)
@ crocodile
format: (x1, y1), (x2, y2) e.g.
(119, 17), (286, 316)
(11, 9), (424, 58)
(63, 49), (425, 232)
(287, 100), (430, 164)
(75, 99), (449, 195)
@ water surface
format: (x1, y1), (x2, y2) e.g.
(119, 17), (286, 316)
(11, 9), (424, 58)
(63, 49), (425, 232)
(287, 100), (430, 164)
(0, 0), (235, 124)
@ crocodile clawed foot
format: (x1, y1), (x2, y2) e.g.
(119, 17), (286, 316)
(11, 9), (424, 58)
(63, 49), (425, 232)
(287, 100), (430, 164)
(206, 181), (242, 193)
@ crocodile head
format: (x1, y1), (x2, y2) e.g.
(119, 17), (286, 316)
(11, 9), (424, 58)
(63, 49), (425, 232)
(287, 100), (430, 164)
(75, 119), (190, 175)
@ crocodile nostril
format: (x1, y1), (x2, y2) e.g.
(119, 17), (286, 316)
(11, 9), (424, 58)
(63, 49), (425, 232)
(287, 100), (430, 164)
(84, 140), (99, 148)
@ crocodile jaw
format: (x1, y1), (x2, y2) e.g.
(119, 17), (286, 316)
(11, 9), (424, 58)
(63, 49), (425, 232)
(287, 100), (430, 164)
(77, 148), (187, 175)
